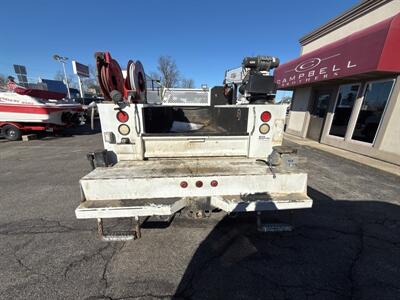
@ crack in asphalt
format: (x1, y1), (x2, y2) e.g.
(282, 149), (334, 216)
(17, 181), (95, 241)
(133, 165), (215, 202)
(63, 243), (113, 278)
(13, 250), (50, 281)
(101, 242), (126, 295)
(6, 238), (51, 281)
(62, 241), (128, 300)
(0, 218), (93, 236)
(83, 242), (169, 300)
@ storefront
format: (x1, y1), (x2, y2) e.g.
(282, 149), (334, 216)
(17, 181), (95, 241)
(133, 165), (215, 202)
(275, 0), (400, 165)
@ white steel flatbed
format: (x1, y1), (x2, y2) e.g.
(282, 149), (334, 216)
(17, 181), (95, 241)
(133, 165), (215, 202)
(76, 157), (311, 219)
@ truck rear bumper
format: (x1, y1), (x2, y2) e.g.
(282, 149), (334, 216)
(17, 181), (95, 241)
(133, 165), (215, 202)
(77, 158), (311, 219)
(75, 193), (312, 219)
(80, 158), (309, 200)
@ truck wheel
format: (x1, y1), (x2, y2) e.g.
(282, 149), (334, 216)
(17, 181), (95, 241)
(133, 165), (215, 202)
(3, 125), (22, 141)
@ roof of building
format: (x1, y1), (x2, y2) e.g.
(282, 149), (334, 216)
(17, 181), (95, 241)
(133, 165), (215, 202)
(299, 0), (393, 46)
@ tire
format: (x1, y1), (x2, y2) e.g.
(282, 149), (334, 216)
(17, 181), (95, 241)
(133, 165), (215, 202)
(2, 125), (22, 141)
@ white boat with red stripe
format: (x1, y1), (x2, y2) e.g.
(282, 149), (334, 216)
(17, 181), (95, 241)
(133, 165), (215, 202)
(0, 79), (83, 140)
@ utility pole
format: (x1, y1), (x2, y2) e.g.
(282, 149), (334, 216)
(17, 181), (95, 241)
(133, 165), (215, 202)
(53, 54), (71, 99)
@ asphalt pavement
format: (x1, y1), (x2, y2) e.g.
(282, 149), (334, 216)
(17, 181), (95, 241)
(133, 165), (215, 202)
(0, 125), (399, 300)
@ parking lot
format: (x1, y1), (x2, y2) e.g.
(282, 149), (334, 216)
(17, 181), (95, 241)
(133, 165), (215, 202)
(0, 125), (399, 300)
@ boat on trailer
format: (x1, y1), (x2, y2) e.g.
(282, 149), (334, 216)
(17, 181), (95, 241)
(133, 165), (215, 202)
(0, 81), (83, 140)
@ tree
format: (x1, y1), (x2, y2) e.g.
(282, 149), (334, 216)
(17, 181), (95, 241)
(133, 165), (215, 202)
(151, 56), (194, 89)
(54, 70), (74, 85)
(157, 56), (180, 88)
(54, 70), (80, 89)
(84, 79), (101, 95)
(180, 78), (195, 88)
(81, 64), (101, 95)
(88, 64), (97, 78)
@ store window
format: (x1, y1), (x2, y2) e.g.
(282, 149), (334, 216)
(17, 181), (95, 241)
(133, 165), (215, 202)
(352, 79), (395, 143)
(329, 84), (360, 138)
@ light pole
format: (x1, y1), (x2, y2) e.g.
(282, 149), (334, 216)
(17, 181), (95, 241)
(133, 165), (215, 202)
(53, 54), (71, 99)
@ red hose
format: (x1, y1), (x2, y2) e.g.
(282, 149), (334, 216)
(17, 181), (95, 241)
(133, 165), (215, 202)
(95, 52), (124, 101)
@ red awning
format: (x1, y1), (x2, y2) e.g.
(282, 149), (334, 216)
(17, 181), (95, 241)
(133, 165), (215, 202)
(274, 13), (400, 89)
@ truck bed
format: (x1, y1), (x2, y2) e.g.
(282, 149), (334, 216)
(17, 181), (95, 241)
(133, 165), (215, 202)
(84, 157), (278, 179)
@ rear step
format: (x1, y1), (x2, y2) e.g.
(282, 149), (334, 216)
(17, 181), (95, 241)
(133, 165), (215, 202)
(75, 193), (312, 219)
(97, 218), (141, 241)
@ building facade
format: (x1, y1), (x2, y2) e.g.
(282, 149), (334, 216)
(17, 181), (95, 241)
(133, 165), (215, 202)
(274, 0), (400, 165)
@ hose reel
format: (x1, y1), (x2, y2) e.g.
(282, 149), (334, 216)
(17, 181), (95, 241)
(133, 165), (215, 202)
(95, 52), (147, 103)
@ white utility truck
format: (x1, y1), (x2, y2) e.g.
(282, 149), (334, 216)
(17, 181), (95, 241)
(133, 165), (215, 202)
(75, 53), (312, 240)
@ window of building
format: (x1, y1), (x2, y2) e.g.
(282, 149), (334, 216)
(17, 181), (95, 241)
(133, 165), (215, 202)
(329, 84), (360, 138)
(352, 79), (395, 144)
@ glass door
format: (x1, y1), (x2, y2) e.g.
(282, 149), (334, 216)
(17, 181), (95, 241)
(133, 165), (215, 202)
(351, 79), (395, 144)
(329, 83), (360, 138)
(307, 90), (331, 141)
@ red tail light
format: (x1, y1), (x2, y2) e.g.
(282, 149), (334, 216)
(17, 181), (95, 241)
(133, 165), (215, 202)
(260, 111), (271, 122)
(210, 180), (218, 187)
(116, 111), (129, 123)
(180, 181), (188, 188)
(195, 181), (203, 188)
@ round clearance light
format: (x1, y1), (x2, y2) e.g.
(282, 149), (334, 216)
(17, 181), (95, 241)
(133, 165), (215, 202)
(210, 180), (218, 187)
(260, 111), (271, 122)
(259, 123), (270, 134)
(116, 111), (129, 123)
(118, 124), (130, 135)
(195, 181), (203, 188)
(180, 181), (188, 188)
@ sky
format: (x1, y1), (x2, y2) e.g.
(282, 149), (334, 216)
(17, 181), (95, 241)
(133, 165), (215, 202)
(0, 0), (359, 99)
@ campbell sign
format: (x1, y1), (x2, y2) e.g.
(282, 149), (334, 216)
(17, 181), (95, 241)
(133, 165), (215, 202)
(274, 13), (400, 89)
(275, 53), (358, 88)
